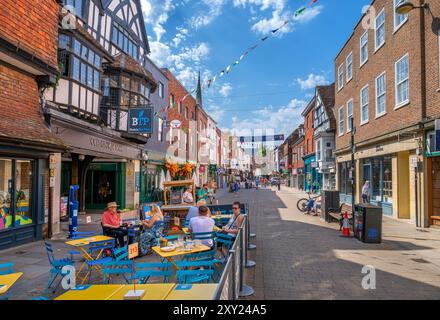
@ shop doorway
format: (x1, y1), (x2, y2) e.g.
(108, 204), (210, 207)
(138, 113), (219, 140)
(429, 157), (440, 226)
(85, 163), (125, 210)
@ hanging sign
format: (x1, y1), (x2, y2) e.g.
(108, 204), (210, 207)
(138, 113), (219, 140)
(128, 107), (153, 134)
(170, 120), (182, 129)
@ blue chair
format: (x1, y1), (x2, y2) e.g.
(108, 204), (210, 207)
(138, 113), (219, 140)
(216, 233), (235, 259)
(135, 262), (174, 284)
(44, 242), (74, 293)
(0, 262), (14, 275)
(184, 249), (216, 262)
(85, 239), (115, 283)
(102, 260), (133, 284)
(191, 231), (216, 247)
(112, 245), (129, 261)
(175, 260), (217, 284)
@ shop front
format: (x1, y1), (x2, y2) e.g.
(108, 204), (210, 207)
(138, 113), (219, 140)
(361, 156), (393, 216)
(140, 152), (165, 204)
(0, 149), (50, 250)
(304, 154), (319, 192)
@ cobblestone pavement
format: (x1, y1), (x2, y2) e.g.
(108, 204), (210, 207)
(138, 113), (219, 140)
(217, 186), (440, 300)
(2, 186), (440, 300)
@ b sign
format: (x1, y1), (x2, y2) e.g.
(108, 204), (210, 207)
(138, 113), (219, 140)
(128, 107), (153, 133)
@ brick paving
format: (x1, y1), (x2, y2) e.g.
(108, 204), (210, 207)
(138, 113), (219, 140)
(221, 186), (440, 300)
(2, 186), (440, 300)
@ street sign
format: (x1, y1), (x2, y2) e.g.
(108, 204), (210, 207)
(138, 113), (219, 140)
(128, 243), (139, 259)
(239, 135), (285, 143)
(128, 107), (153, 133)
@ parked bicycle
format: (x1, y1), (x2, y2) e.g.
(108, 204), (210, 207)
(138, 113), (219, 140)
(297, 192), (321, 215)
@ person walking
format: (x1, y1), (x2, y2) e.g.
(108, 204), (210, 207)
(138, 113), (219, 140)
(362, 180), (370, 203)
(234, 180), (239, 196)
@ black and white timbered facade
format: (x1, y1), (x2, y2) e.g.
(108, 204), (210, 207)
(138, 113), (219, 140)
(43, 0), (158, 213)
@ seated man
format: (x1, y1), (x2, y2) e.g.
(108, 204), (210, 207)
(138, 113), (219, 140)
(102, 202), (127, 247)
(189, 206), (215, 248)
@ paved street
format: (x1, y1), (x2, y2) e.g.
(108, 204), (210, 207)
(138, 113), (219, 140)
(2, 186), (440, 300)
(219, 186), (440, 300)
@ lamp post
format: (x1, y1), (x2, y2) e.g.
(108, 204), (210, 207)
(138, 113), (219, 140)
(396, 1), (432, 227)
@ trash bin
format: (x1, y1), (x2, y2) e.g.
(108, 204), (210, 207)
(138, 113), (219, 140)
(354, 204), (383, 244)
(321, 190), (340, 222)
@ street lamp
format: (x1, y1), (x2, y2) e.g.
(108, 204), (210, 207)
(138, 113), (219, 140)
(395, 1), (428, 15)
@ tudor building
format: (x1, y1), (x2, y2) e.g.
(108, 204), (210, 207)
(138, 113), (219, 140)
(44, 0), (157, 222)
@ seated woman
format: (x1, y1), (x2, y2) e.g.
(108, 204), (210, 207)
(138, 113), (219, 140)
(182, 187), (194, 204)
(139, 205), (164, 255)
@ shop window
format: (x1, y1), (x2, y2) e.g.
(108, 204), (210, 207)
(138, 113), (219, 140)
(0, 159), (33, 232)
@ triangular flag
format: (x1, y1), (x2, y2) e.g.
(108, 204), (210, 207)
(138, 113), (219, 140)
(226, 65), (231, 73)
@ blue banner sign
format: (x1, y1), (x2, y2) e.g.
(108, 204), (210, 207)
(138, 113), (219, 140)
(239, 135), (285, 143)
(128, 107), (153, 133)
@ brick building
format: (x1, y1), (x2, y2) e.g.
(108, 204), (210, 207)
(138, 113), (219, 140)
(162, 69), (197, 166)
(195, 74), (210, 186)
(290, 125), (305, 190)
(302, 97), (317, 192)
(334, 0), (440, 226)
(0, 0), (66, 249)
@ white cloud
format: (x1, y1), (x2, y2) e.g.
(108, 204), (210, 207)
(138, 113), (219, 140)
(141, 0), (175, 41)
(189, 0), (228, 29)
(297, 73), (329, 90)
(205, 105), (225, 122)
(219, 83), (233, 97)
(228, 98), (307, 136)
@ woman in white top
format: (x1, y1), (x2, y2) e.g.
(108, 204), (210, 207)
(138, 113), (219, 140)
(182, 187), (194, 204)
(362, 181), (370, 203)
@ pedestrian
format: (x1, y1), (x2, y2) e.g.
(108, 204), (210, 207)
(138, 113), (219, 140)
(362, 180), (370, 203)
(277, 180), (281, 191)
(234, 180), (239, 196)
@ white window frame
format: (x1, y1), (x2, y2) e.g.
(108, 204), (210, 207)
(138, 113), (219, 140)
(346, 52), (353, 83)
(360, 31), (369, 67)
(338, 106), (345, 136)
(394, 0), (408, 32)
(338, 64), (344, 91)
(395, 53), (410, 109)
(375, 71), (387, 118)
(158, 118), (163, 141)
(316, 140), (322, 161)
(158, 82), (164, 98)
(347, 99), (353, 133)
(375, 8), (385, 52)
(360, 84), (369, 125)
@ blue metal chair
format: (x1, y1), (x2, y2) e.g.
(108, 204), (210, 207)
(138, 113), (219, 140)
(175, 260), (217, 284)
(191, 231), (216, 247)
(135, 262), (174, 284)
(112, 245), (129, 261)
(0, 262), (14, 275)
(44, 242), (74, 293)
(85, 239), (115, 283)
(102, 260), (133, 284)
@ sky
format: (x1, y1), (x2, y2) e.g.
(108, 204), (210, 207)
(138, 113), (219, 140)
(141, 0), (370, 138)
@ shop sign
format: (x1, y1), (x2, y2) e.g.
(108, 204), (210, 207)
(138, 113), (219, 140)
(128, 107), (153, 134)
(170, 120), (182, 129)
(311, 161), (318, 168)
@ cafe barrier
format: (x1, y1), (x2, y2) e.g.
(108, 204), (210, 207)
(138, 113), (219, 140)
(214, 215), (255, 300)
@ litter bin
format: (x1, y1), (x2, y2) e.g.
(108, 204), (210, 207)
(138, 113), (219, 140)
(321, 190), (340, 222)
(354, 204), (383, 243)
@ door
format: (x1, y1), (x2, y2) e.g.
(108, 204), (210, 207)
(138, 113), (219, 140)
(431, 157), (440, 226)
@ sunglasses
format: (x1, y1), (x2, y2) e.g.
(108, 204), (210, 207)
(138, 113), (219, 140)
(233, 207), (240, 210)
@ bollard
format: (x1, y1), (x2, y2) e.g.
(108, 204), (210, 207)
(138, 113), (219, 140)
(244, 214), (256, 269)
(239, 226), (254, 297)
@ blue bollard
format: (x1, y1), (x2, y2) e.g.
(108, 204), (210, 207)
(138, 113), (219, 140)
(69, 185), (80, 238)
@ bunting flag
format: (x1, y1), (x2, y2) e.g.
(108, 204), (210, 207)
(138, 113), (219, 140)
(199, 0), (319, 93)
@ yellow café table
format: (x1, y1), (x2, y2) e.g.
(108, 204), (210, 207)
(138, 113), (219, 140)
(152, 244), (211, 281)
(108, 283), (176, 300)
(165, 284), (219, 300)
(66, 235), (114, 284)
(0, 272), (23, 295)
(55, 284), (124, 300)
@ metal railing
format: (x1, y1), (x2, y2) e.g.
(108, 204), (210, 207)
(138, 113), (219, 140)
(214, 213), (255, 300)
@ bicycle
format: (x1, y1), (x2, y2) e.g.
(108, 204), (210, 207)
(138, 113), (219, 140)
(297, 192), (321, 214)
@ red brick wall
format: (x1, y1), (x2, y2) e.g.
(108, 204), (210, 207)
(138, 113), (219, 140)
(335, 0), (423, 152)
(425, 0), (440, 120)
(162, 69), (197, 160)
(0, 0), (59, 69)
(291, 140), (305, 169)
(303, 108), (315, 156)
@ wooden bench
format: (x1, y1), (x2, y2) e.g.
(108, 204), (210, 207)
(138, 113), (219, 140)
(328, 203), (353, 229)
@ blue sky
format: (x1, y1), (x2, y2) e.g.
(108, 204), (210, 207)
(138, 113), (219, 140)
(141, 0), (370, 136)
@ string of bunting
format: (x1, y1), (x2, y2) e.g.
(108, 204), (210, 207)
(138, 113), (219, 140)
(155, 0), (319, 119)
